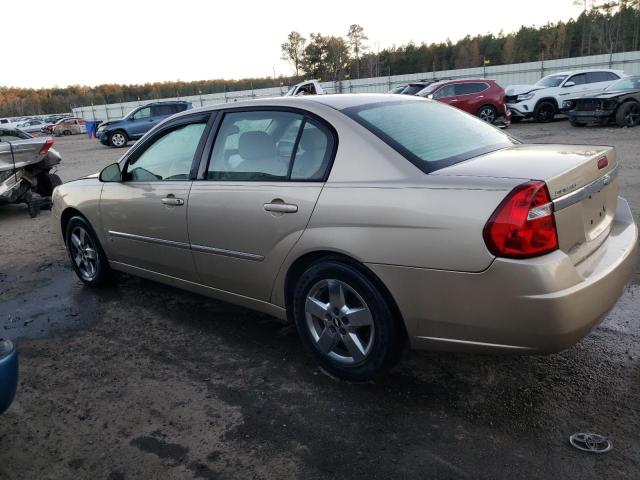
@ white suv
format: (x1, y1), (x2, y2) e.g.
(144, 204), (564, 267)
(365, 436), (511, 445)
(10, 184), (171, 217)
(505, 69), (625, 123)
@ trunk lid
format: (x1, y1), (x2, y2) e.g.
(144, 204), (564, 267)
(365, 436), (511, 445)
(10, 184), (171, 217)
(434, 144), (619, 264)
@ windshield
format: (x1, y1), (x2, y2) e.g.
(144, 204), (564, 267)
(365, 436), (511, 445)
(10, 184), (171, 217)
(343, 99), (516, 173)
(605, 76), (640, 91)
(535, 74), (568, 87)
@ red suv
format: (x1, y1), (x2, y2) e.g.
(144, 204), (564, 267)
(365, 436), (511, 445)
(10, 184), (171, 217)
(416, 79), (511, 126)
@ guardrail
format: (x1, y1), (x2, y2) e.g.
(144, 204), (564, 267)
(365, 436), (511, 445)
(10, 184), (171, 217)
(73, 51), (640, 121)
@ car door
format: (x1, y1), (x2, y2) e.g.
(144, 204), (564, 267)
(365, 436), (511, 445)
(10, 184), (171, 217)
(187, 108), (336, 301)
(100, 113), (211, 281)
(453, 82), (488, 114)
(559, 73), (588, 99)
(432, 84), (458, 108)
(127, 106), (154, 138)
(585, 71), (620, 95)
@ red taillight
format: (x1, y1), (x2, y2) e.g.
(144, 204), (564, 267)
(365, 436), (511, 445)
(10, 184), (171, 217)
(39, 138), (54, 155)
(483, 181), (558, 258)
(597, 156), (608, 170)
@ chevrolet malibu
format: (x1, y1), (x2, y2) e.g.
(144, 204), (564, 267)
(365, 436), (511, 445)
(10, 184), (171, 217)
(52, 94), (637, 381)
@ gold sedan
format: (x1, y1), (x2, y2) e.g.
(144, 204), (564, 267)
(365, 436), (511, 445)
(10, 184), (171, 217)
(52, 95), (638, 381)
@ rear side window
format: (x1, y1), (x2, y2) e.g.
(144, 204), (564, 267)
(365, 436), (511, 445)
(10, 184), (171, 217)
(152, 105), (176, 116)
(207, 110), (334, 181)
(587, 71), (619, 83)
(454, 83), (488, 95)
(343, 100), (515, 173)
(568, 74), (586, 85)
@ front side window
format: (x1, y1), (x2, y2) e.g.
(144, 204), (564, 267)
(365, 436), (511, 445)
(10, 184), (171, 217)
(208, 110), (333, 181)
(432, 84), (456, 99)
(125, 122), (206, 181)
(566, 74), (586, 86)
(132, 107), (151, 121)
(344, 99), (515, 173)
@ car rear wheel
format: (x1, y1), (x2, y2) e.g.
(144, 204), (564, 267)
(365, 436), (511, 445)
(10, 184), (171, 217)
(65, 216), (114, 287)
(35, 173), (62, 197)
(62, 130), (72, 136)
(477, 105), (497, 124)
(292, 259), (404, 381)
(534, 101), (556, 123)
(615, 101), (640, 127)
(109, 131), (128, 148)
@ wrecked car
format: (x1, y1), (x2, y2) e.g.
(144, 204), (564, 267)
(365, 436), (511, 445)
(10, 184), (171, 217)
(0, 127), (62, 216)
(563, 75), (640, 127)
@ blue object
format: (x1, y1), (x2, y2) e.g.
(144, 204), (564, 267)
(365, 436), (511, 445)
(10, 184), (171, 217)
(86, 120), (102, 138)
(0, 339), (18, 414)
(96, 101), (193, 147)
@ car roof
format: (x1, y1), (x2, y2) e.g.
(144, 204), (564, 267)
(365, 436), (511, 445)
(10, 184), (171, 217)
(544, 69), (624, 76)
(181, 94), (423, 116)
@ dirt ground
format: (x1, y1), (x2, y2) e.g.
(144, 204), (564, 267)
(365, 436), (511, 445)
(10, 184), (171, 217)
(0, 121), (639, 480)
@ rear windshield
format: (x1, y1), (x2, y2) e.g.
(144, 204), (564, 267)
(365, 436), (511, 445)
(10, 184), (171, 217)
(343, 99), (516, 173)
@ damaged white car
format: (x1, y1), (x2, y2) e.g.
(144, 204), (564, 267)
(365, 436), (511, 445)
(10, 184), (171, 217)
(0, 127), (62, 217)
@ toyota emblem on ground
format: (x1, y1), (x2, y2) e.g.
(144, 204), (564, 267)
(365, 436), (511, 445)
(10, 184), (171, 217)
(569, 433), (613, 453)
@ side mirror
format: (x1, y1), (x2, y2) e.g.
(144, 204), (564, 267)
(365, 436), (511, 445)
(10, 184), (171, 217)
(563, 81), (576, 88)
(99, 163), (122, 182)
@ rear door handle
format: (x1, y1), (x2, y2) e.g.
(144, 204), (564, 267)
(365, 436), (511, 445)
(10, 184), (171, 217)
(264, 202), (298, 213)
(161, 197), (184, 206)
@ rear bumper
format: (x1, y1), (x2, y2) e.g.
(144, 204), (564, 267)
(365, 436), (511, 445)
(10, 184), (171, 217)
(0, 339), (18, 414)
(368, 197), (638, 353)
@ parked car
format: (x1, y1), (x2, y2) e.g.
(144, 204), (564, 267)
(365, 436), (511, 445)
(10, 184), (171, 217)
(415, 78), (511, 126)
(16, 118), (48, 133)
(52, 94), (637, 381)
(400, 81), (437, 95)
(387, 85), (407, 94)
(505, 69), (625, 123)
(96, 101), (193, 147)
(51, 117), (87, 136)
(0, 339), (18, 415)
(285, 80), (326, 96)
(563, 75), (640, 128)
(0, 127), (61, 216)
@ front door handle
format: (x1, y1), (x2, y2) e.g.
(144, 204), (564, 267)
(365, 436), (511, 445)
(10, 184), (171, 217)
(264, 202), (298, 213)
(161, 196), (184, 206)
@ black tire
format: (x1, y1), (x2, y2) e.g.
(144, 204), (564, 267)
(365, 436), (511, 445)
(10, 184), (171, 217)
(292, 259), (405, 381)
(64, 216), (115, 287)
(570, 119), (587, 127)
(63, 130), (72, 136)
(615, 101), (640, 127)
(534, 101), (557, 123)
(35, 173), (62, 197)
(109, 130), (129, 148)
(477, 105), (498, 124)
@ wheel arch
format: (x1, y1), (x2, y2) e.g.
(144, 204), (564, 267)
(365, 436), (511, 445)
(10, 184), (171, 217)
(282, 250), (408, 339)
(60, 207), (88, 245)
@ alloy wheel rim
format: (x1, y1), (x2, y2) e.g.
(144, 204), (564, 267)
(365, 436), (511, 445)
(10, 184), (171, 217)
(479, 108), (495, 123)
(70, 226), (98, 281)
(112, 133), (125, 146)
(304, 279), (375, 365)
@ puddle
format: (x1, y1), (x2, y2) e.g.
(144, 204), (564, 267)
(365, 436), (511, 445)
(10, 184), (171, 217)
(0, 264), (97, 340)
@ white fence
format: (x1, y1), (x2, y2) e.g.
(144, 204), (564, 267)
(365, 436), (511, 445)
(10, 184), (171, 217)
(73, 51), (640, 121)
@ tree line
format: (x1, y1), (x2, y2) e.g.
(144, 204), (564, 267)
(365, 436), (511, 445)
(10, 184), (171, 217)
(1, 1), (639, 116)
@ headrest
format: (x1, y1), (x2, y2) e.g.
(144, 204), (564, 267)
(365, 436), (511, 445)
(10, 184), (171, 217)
(300, 127), (326, 151)
(238, 131), (276, 161)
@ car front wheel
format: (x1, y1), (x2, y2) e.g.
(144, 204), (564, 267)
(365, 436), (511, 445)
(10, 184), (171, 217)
(109, 131), (128, 148)
(65, 216), (114, 287)
(534, 101), (557, 123)
(292, 259), (404, 381)
(616, 101), (640, 127)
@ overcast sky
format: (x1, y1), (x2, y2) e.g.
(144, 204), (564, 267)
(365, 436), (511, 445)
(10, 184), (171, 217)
(5, 0), (583, 89)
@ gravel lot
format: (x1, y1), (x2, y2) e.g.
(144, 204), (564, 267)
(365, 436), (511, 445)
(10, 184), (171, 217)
(0, 120), (638, 479)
